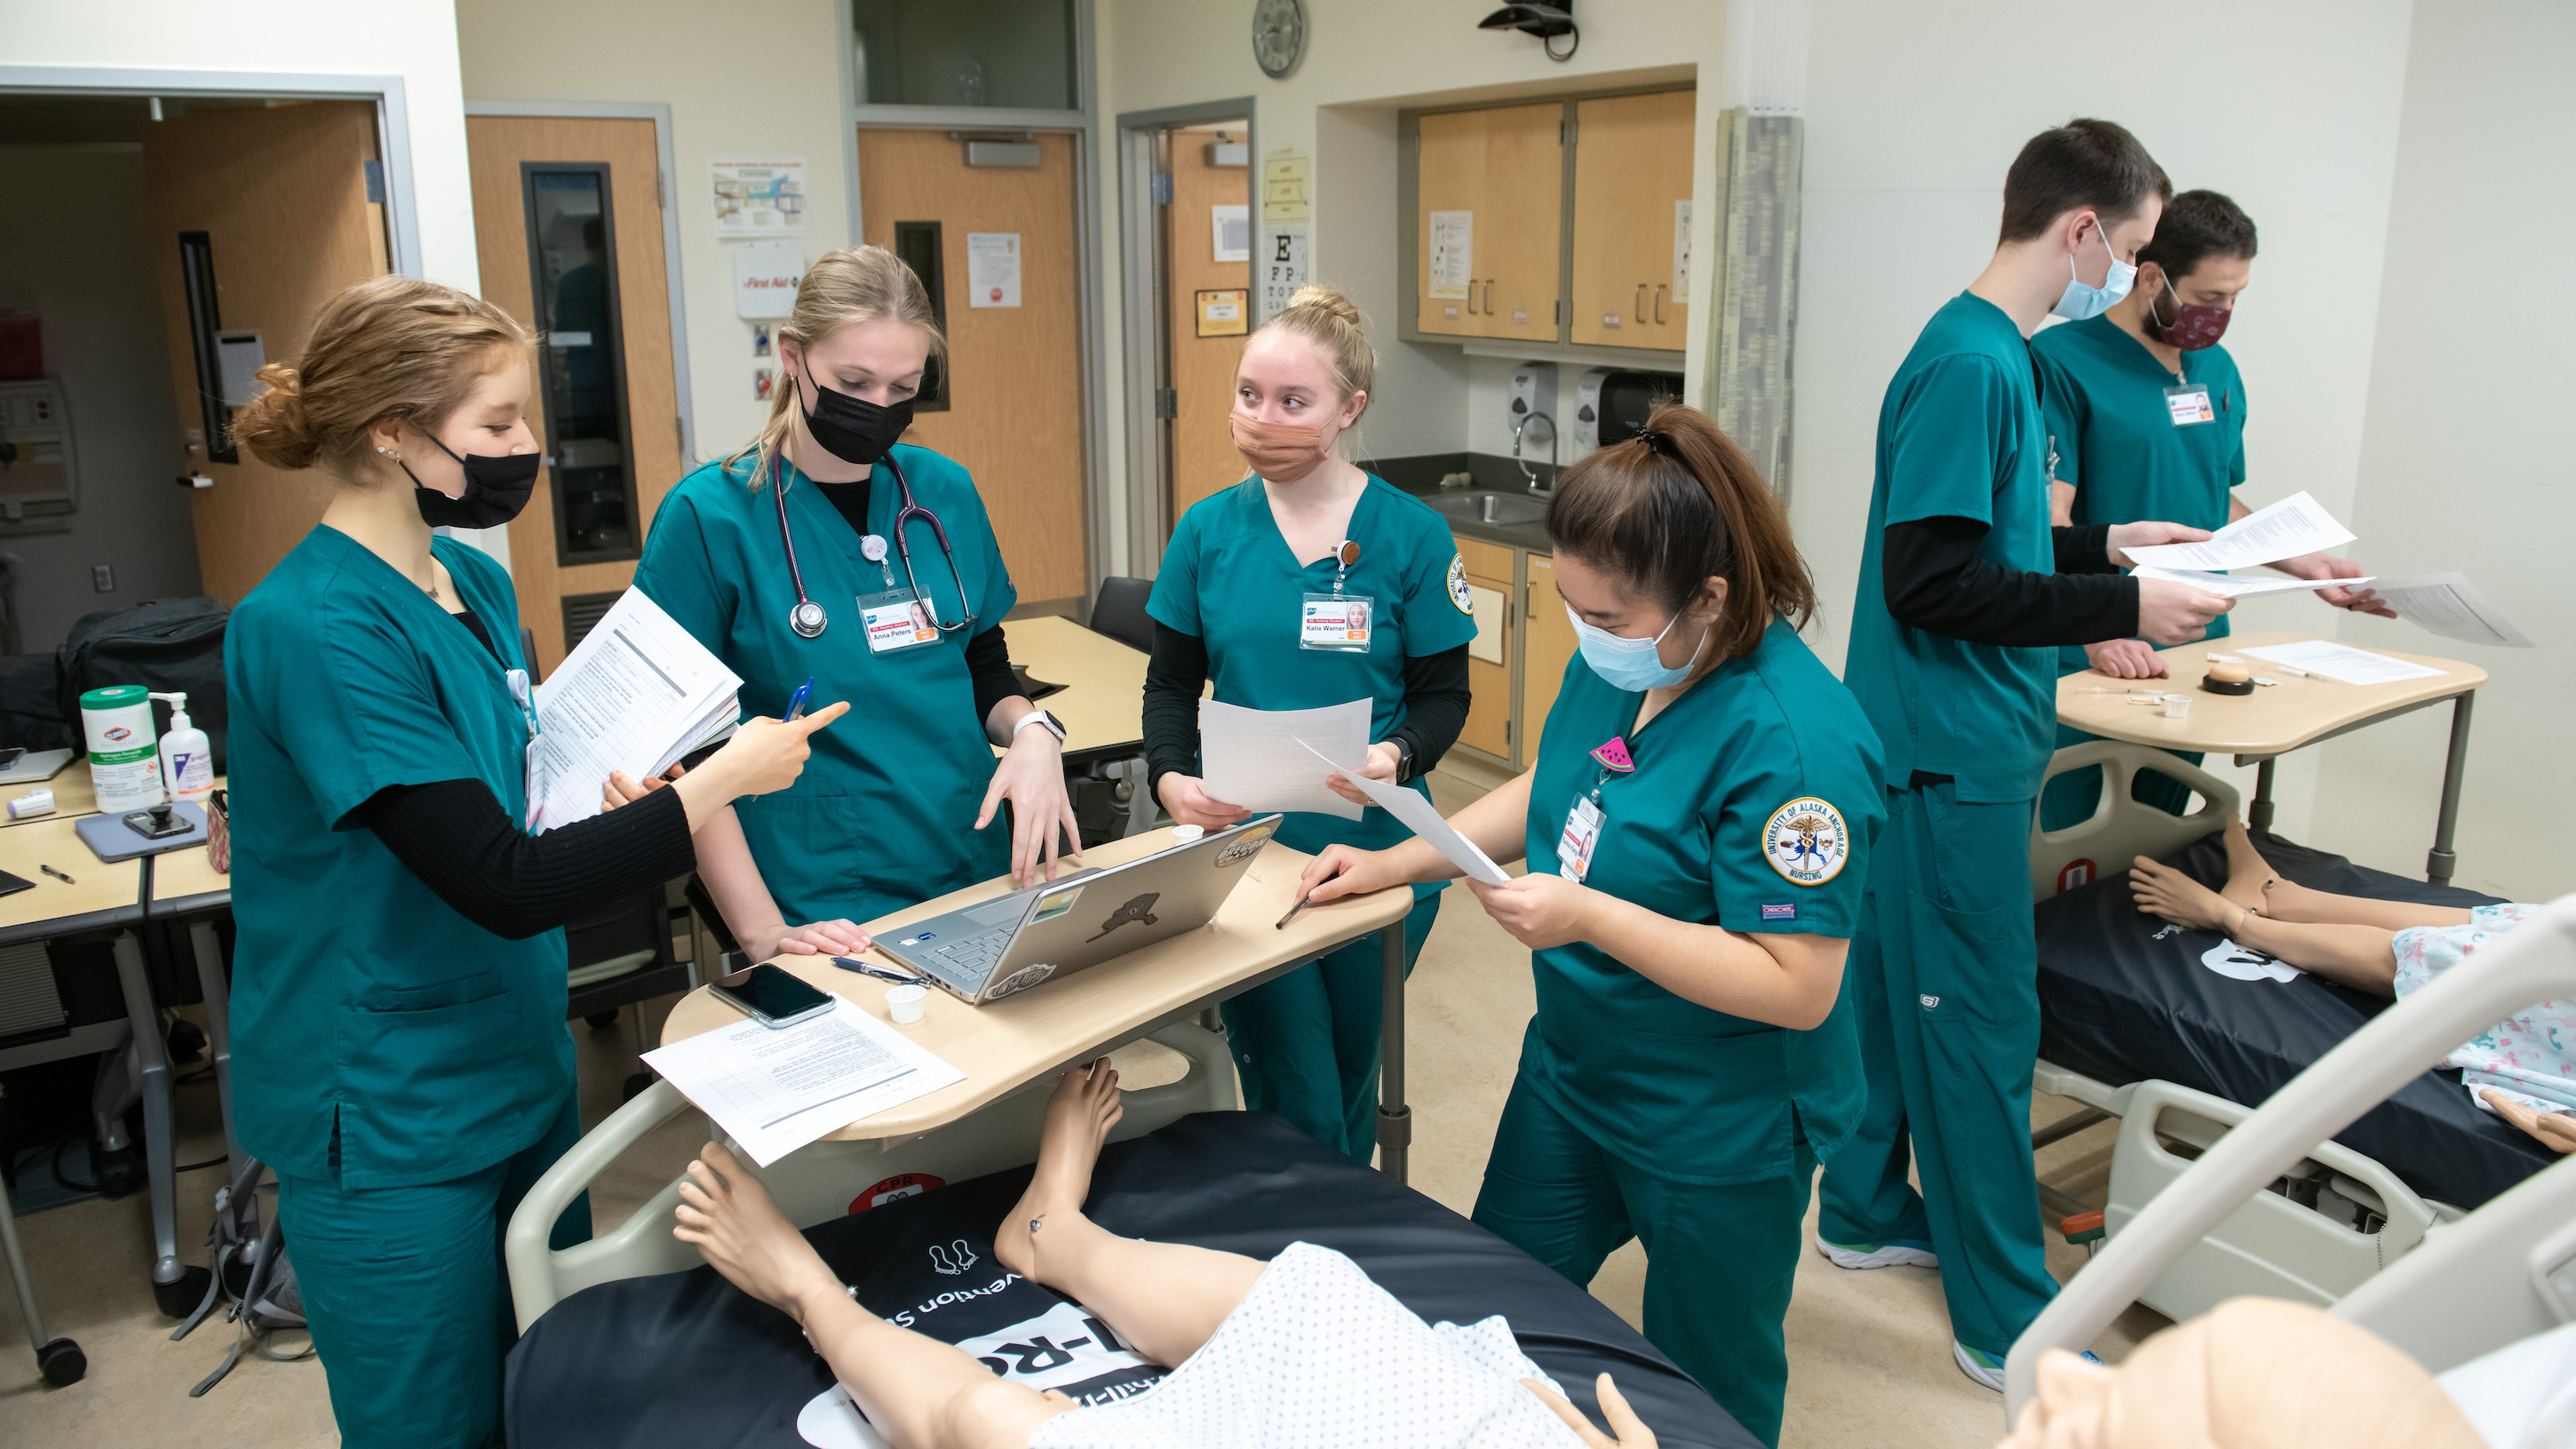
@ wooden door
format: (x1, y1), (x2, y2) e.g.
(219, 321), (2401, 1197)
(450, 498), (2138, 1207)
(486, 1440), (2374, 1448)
(143, 100), (388, 605)
(1165, 123), (1251, 521)
(1570, 91), (1694, 351)
(858, 129), (1088, 609)
(1455, 537), (1514, 760)
(1520, 553), (1579, 764)
(467, 115), (684, 675)
(1416, 104), (1562, 342)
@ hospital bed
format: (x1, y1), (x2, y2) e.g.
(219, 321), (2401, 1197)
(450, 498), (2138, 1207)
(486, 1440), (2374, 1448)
(2008, 888), (2576, 1414)
(2025, 741), (2557, 1325)
(500, 1021), (1753, 1447)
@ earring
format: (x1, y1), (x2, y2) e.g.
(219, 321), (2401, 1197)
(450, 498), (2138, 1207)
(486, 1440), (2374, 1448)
(377, 445), (401, 459)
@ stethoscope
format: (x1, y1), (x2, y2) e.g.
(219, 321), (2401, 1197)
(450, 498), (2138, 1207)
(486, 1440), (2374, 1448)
(770, 448), (972, 640)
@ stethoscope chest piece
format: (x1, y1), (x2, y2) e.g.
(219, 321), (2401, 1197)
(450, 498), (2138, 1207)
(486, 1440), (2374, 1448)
(790, 600), (828, 639)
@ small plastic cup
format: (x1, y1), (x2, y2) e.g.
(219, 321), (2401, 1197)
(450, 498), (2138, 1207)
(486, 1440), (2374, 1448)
(886, 983), (926, 1024)
(1172, 824), (1205, 842)
(2161, 694), (2192, 720)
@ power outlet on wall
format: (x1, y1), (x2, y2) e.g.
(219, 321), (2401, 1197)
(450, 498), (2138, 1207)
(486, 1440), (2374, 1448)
(91, 564), (114, 593)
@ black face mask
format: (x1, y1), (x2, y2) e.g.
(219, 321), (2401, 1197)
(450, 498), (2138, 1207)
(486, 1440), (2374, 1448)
(798, 364), (914, 466)
(402, 434), (542, 529)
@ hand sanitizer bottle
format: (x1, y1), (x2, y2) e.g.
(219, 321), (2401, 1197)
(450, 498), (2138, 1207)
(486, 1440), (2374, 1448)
(150, 691), (214, 803)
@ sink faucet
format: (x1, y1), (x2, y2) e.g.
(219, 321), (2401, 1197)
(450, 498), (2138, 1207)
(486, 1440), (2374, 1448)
(1514, 410), (1559, 497)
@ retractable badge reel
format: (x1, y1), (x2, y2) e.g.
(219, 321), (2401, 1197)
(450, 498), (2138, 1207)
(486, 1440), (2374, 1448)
(856, 533), (939, 656)
(1558, 736), (1634, 885)
(1299, 540), (1373, 652)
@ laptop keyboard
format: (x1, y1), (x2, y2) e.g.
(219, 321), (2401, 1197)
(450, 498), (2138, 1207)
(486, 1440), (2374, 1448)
(920, 929), (1010, 991)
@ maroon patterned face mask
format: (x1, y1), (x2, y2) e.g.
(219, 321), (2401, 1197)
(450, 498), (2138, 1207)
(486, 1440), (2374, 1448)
(2148, 275), (2232, 351)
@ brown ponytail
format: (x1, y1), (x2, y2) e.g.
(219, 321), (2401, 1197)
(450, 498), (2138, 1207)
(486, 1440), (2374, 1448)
(1543, 401), (1816, 679)
(231, 275), (533, 475)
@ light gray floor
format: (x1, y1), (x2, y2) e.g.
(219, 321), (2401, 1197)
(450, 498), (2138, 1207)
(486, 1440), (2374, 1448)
(0, 762), (2167, 1444)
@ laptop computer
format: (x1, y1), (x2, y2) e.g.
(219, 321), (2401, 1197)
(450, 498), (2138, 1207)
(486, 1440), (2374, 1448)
(876, 815), (1285, 1005)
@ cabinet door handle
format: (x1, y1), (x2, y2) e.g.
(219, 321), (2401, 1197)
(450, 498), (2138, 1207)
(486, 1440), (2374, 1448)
(1654, 284), (1667, 324)
(1466, 280), (1477, 314)
(1634, 283), (1647, 323)
(1483, 278), (1495, 314)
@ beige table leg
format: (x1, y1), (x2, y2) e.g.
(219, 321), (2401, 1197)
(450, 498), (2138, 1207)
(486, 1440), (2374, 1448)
(187, 919), (240, 1168)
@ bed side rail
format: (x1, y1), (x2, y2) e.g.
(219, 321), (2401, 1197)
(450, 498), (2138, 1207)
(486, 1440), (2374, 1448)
(505, 1021), (1237, 1333)
(2334, 1154), (2576, 1374)
(2005, 893), (2576, 1415)
(2031, 740), (2238, 904)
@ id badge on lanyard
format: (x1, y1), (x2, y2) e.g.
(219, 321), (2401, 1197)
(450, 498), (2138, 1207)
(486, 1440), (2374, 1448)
(1299, 538), (1372, 652)
(860, 586), (941, 654)
(1558, 793), (1604, 884)
(2164, 380), (2214, 426)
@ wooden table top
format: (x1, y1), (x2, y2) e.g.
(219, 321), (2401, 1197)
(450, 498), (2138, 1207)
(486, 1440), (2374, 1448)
(1003, 615), (1149, 758)
(0, 767), (97, 827)
(660, 824), (1414, 1141)
(2056, 631), (2484, 757)
(0, 816), (142, 934)
(151, 836), (229, 906)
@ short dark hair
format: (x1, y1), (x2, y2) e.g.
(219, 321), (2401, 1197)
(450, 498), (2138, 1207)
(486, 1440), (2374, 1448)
(1998, 118), (2171, 245)
(2137, 189), (2258, 282)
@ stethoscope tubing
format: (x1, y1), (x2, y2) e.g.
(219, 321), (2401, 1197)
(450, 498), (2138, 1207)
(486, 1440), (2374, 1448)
(768, 448), (972, 638)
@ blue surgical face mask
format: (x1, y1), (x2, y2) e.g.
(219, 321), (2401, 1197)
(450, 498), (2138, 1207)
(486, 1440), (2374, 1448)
(2051, 219), (2136, 322)
(1566, 604), (1706, 691)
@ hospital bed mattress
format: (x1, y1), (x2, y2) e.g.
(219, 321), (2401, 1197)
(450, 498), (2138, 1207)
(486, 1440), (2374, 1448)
(503, 1111), (1753, 1449)
(2035, 829), (2555, 1209)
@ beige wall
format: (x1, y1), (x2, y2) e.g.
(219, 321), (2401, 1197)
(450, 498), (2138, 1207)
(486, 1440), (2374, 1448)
(455, 0), (856, 472)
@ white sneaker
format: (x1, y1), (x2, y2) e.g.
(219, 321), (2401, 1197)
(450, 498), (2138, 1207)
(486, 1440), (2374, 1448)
(1815, 1232), (1939, 1270)
(1954, 1341), (2006, 1391)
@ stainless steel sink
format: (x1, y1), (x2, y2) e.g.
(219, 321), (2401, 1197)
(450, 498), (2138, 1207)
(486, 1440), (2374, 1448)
(1427, 491), (1549, 528)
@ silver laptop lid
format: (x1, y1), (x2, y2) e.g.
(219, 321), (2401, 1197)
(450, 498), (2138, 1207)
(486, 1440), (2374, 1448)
(970, 814), (1282, 1000)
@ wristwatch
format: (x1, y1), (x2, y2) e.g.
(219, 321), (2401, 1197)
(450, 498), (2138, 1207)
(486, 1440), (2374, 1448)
(1010, 708), (1067, 745)
(1388, 736), (1418, 785)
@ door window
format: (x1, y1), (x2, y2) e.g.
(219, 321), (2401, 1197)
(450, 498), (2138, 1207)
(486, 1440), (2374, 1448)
(850, 0), (1079, 110)
(521, 165), (639, 563)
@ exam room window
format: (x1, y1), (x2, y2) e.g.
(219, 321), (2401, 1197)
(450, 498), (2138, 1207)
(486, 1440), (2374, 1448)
(523, 164), (640, 565)
(849, 0), (1079, 110)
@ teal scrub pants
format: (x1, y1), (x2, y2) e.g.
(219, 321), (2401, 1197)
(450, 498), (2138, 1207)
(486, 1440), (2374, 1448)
(1222, 890), (1440, 1164)
(1817, 781), (2057, 1359)
(278, 1091), (592, 1449)
(1472, 1078), (1815, 1448)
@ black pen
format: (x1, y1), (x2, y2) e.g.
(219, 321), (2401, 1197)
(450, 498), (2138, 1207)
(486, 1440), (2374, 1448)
(832, 955), (923, 985)
(39, 864), (72, 884)
(1274, 891), (1315, 930)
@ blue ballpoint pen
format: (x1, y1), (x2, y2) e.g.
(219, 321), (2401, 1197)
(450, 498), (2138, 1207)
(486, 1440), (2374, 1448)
(783, 676), (815, 721)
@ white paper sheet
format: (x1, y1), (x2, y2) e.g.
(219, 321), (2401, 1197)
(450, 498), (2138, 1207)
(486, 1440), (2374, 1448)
(2371, 573), (2535, 649)
(527, 588), (742, 833)
(641, 997), (965, 1167)
(2130, 564), (2375, 600)
(1299, 740), (1511, 887)
(2237, 639), (2447, 687)
(966, 232), (1021, 307)
(2119, 490), (2357, 572)
(1197, 698), (1369, 821)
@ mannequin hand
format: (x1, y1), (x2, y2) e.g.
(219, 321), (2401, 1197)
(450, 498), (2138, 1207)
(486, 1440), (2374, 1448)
(1324, 742), (1403, 808)
(977, 731), (1081, 888)
(1156, 774), (1252, 831)
(1466, 872), (1595, 951)
(2084, 639), (2167, 680)
(2135, 578), (2233, 645)
(2280, 552), (2396, 617)
(2481, 1087), (2576, 1154)
(745, 919), (872, 961)
(1299, 844), (1407, 904)
(1523, 1374), (1659, 1449)
(2105, 520), (2213, 569)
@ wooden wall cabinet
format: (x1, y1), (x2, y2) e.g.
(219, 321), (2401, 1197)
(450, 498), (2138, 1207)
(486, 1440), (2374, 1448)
(1569, 90), (1694, 352)
(1413, 103), (1563, 342)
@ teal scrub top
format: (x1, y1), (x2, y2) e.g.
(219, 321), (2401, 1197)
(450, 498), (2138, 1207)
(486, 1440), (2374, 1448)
(1518, 619), (1886, 1185)
(227, 529), (568, 1189)
(2034, 314), (2246, 673)
(1844, 291), (2058, 803)
(1146, 474), (1479, 895)
(635, 445), (1015, 925)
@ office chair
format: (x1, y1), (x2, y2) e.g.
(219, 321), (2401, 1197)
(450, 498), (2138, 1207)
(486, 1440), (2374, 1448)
(1087, 577), (1155, 655)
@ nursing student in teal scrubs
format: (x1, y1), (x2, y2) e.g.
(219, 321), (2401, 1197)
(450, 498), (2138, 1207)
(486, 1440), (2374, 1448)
(626, 247), (1079, 958)
(1815, 121), (2234, 1394)
(2037, 189), (2389, 828)
(1142, 285), (1476, 1164)
(1297, 404), (1881, 1445)
(223, 277), (837, 1449)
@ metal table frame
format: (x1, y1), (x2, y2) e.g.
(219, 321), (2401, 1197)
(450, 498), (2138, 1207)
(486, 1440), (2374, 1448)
(2232, 690), (2477, 888)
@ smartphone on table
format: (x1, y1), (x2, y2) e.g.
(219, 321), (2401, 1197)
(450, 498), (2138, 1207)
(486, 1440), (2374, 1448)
(709, 962), (837, 1029)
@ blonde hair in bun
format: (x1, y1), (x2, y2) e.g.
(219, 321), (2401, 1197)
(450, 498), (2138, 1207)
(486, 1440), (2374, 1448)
(1256, 283), (1376, 420)
(230, 275), (532, 474)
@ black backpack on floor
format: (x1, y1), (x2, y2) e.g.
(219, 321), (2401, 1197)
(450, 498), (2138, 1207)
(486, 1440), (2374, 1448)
(57, 597), (229, 772)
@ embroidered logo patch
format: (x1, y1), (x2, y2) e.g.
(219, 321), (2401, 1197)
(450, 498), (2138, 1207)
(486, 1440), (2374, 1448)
(1761, 797), (1850, 887)
(1446, 554), (1475, 614)
(1920, 993), (1940, 1010)
(1761, 904), (1796, 920)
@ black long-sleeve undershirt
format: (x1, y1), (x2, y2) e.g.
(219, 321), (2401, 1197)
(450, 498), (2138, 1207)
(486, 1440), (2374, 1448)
(346, 778), (697, 941)
(1881, 516), (2136, 649)
(1142, 622), (1472, 800)
(811, 474), (1022, 723)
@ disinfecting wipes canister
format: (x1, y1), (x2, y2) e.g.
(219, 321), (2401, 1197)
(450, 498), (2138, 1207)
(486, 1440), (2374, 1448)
(81, 684), (166, 812)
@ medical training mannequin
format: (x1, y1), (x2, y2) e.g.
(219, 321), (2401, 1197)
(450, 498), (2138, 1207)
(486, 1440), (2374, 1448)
(672, 1063), (1657, 1449)
(2000, 1298), (2481, 1449)
(2130, 819), (2576, 1154)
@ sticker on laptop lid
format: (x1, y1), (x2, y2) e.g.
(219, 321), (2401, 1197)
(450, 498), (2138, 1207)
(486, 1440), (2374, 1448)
(987, 962), (1057, 999)
(1213, 824), (1275, 868)
(1031, 886), (1083, 922)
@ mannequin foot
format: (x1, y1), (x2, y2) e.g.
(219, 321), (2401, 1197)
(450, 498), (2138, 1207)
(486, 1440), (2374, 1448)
(2218, 817), (2280, 913)
(995, 1061), (1123, 1283)
(2132, 856), (2238, 934)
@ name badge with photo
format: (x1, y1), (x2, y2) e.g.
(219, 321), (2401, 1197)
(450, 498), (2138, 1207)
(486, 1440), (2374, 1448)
(1299, 592), (1374, 651)
(2164, 382), (2215, 426)
(861, 587), (940, 654)
(1557, 795), (1604, 885)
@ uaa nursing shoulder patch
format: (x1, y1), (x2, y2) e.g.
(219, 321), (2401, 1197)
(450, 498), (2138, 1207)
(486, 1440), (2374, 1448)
(1446, 554), (1475, 614)
(1761, 797), (1850, 887)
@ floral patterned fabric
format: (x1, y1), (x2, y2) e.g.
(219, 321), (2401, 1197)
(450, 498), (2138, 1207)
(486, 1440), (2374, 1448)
(2392, 904), (2576, 1117)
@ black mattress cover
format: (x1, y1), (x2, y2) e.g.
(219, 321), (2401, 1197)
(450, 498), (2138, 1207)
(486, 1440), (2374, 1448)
(505, 1111), (1752, 1448)
(2035, 829), (2553, 1209)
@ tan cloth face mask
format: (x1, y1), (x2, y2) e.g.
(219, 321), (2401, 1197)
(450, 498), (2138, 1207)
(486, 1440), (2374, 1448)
(1230, 413), (1331, 481)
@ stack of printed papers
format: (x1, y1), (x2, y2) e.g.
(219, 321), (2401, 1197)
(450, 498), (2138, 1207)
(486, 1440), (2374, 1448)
(2119, 490), (2356, 573)
(526, 588), (743, 832)
(642, 996), (965, 1166)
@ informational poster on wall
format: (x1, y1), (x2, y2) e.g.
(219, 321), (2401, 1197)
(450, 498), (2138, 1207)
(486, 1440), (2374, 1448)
(1673, 199), (1693, 304)
(711, 156), (806, 236)
(967, 232), (1022, 307)
(1260, 224), (1308, 320)
(1195, 289), (1248, 338)
(1211, 203), (1251, 263)
(1427, 210), (1473, 299)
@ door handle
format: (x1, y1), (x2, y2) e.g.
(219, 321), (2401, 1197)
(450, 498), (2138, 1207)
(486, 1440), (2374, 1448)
(1466, 280), (1478, 315)
(1634, 283), (1647, 323)
(1654, 284), (1667, 324)
(1483, 278), (1495, 314)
